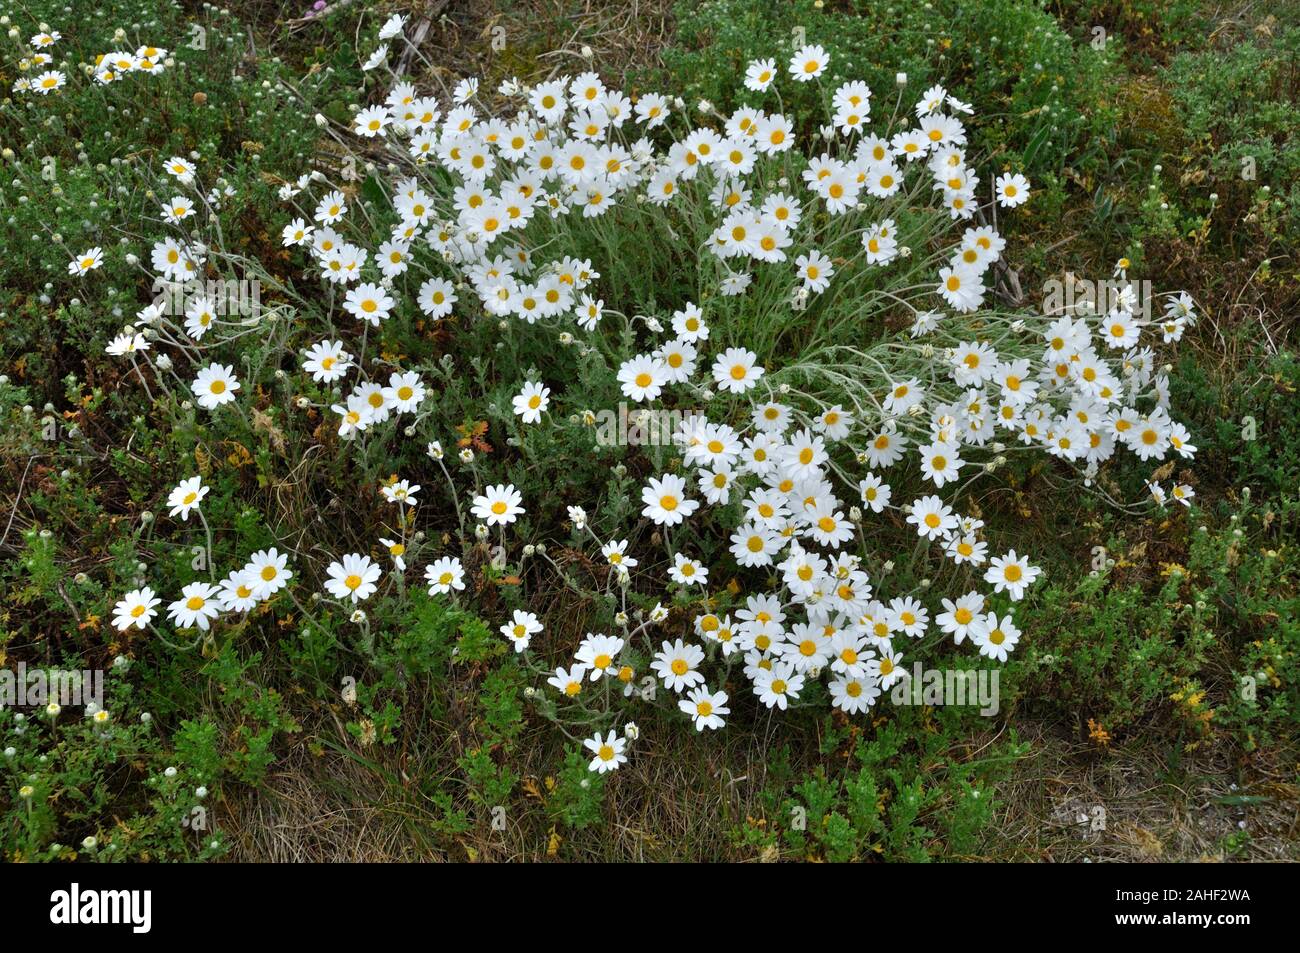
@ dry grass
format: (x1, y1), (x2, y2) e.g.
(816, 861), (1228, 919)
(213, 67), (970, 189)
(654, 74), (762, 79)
(218, 695), (1298, 862)
(989, 720), (1299, 862)
(221, 698), (810, 862)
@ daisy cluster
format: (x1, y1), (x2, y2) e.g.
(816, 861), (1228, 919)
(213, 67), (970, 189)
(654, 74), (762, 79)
(8, 27), (66, 95)
(93, 19), (1198, 774)
(5, 24), (168, 96)
(90, 43), (170, 85)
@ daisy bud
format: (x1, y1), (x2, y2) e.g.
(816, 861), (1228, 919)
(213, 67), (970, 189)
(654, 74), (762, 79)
(351, 609), (367, 624)
(141, 712), (152, 723)
(896, 72), (907, 86)
(140, 511), (153, 524)
(883, 560), (895, 573)
(459, 448), (474, 463)
(314, 113), (327, 127)
(623, 722), (640, 741)
(164, 766), (177, 778)
(849, 505), (862, 522)
(523, 686), (537, 699)
(523, 544), (535, 557)
(82, 836), (98, 850)
(474, 524), (489, 541)
(581, 44), (593, 59)
(614, 611), (628, 627)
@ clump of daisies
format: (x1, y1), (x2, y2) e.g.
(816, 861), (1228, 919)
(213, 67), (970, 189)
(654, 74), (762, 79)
(6, 28), (170, 96)
(94, 20), (1199, 773)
